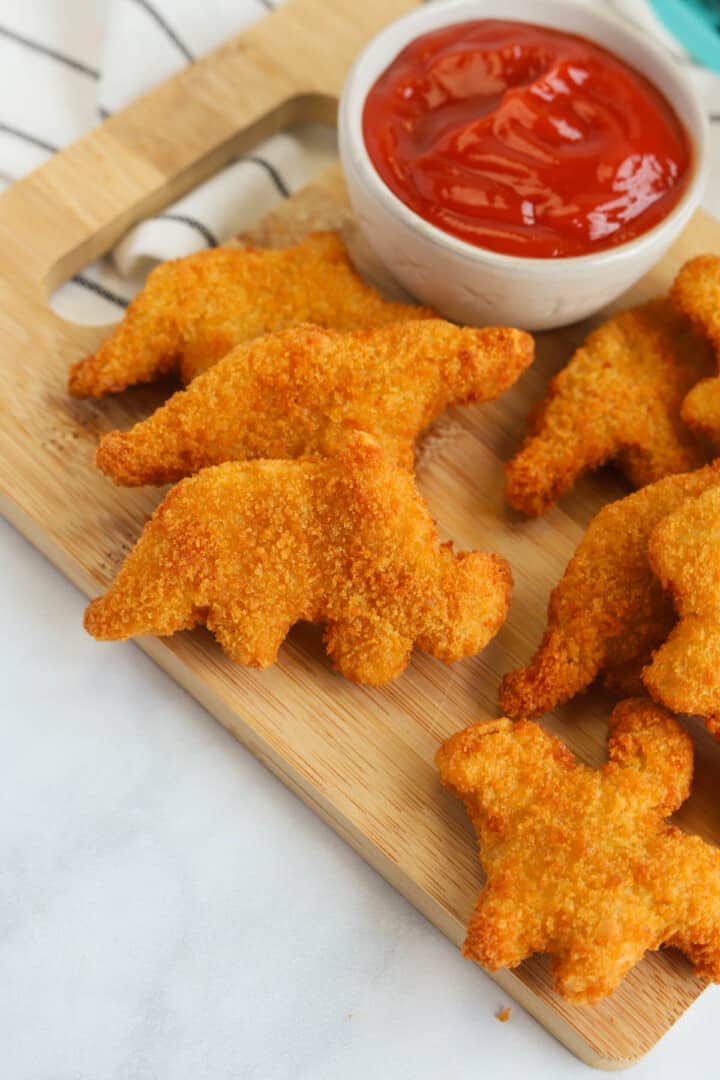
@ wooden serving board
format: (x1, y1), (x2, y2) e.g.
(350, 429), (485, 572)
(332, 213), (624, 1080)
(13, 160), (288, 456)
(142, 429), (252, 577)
(1, 1), (720, 1068)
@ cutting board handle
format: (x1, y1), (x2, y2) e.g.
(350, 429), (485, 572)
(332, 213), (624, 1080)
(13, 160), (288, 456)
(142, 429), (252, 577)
(0, 0), (404, 303)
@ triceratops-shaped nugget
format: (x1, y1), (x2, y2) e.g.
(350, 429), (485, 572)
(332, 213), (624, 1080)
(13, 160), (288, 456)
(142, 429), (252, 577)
(95, 320), (534, 486)
(85, 434), (512, 684)
(68, 232), (433, 398)
(436, 699), (720, 1003)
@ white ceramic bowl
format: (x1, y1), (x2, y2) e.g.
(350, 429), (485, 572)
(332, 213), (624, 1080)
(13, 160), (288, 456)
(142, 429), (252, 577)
(339, 0), (708, 330)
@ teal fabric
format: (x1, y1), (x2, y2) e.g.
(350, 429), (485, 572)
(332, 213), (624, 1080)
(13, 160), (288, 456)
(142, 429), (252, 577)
(650, 0), (720, 72)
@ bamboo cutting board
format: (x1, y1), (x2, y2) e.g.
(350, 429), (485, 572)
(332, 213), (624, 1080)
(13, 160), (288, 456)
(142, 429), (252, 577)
(1, 0), (720, 1068)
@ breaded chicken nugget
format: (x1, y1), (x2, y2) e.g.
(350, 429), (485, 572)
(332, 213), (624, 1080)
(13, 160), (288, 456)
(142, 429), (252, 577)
(85, 433), (511, 684)
(644, 484), (720, 737)
(673, 255), (720, 440)
(95, 321), (534, 486)
(505, 300), (712, 516)
(437, 699), (720, 1004)
(500, 462), (720, 720)
(68, 232), (433, 398)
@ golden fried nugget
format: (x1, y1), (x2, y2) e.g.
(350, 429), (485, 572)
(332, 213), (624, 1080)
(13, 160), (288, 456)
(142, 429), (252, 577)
(95, 320), (534, 486)
(500, 462), (720, 720)
(673, 255), (720, 440)
(85, 433), (511, 683)
(436, 699), (720, 1003)
(68, 232), (433, 398)
(643, 485), (720, 737)
(505, 300), (712, 516)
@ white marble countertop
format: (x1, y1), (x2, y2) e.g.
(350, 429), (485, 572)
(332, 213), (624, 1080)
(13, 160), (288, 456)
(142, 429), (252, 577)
(5, 7), (720, 1074)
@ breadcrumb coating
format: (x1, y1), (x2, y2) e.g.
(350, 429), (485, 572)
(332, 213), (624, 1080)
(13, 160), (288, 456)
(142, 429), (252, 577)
(673, 255), (720, 441)
(505, 300), (712, 516)
(68, 232), (433, 398)
(95, 320), (534, 486)
(644, 484), (720, 737)
(436, 699), (720, 1003)
(500, 462), (720, 719)
(85, 433), (512, 683)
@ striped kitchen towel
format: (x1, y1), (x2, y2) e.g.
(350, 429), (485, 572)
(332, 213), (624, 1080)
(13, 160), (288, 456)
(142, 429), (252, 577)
(0, 0), (717, 324)
(0, 0), (336, 322)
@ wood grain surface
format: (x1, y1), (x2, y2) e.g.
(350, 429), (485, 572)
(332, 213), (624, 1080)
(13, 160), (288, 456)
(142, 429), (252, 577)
(0, 0), (718, 1068)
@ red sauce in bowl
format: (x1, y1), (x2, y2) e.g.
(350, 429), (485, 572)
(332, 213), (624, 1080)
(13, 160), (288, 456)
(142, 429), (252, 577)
(362, 20), (692, 258)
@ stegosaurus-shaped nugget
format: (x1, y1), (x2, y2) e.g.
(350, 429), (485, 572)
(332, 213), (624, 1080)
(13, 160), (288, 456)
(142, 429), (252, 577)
(68, 232), (433, 398)
(85, 434), (512, 684)
(436, 699), (720, 1003)
(95, 320), (534, 486)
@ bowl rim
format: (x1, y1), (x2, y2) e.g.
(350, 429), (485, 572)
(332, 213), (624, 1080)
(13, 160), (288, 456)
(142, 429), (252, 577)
(339, 0), (709, 272)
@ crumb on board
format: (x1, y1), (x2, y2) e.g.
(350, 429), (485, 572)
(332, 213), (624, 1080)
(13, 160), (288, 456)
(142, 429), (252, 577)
(496, 1006), (511, 1023)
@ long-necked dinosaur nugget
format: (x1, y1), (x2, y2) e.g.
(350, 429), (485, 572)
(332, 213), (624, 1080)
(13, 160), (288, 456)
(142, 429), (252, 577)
(500, 462), (720, 719)
(68, 232), (434, 398)
(95, 320), (534, 486)
(506, 300), (712, 516)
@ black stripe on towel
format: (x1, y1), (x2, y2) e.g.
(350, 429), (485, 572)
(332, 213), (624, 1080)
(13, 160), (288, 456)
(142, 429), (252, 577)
(73, 274), (130, 309)
(129, 0), (194, 62)
(0, 24), (100, 78)
(157, 213), (219, 247)
(0, 121), (58, 154)
(242, 155), (290, 197)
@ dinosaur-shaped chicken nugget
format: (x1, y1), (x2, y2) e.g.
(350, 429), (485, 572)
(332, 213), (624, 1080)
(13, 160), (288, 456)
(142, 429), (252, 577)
(85, 434), (511, 683)
(673, 255), (720, 441)
(68, 232), (433, 398)
(95, 320), (534, 486)
(505, 300), (712, 516)
(644, 484), (720, 738)
(436, 699), (720, 1003)
(500, 462), (720, 720)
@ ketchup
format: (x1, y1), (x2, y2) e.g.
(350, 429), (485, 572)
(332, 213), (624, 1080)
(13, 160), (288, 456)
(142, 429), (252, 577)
(362, 20), (692, 258)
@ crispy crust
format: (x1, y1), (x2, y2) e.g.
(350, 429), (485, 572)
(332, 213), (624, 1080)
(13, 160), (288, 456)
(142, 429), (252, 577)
(673, 255), (720, 441)
(85, 434), (512, 683)
(94, 320), (534, 486)
(437, 700), (720, 1003)
(643, 484), (720, 736)
(500, 462), (720, 719)
(68, 232), (434, 398)
(505, 300), (712, 516)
